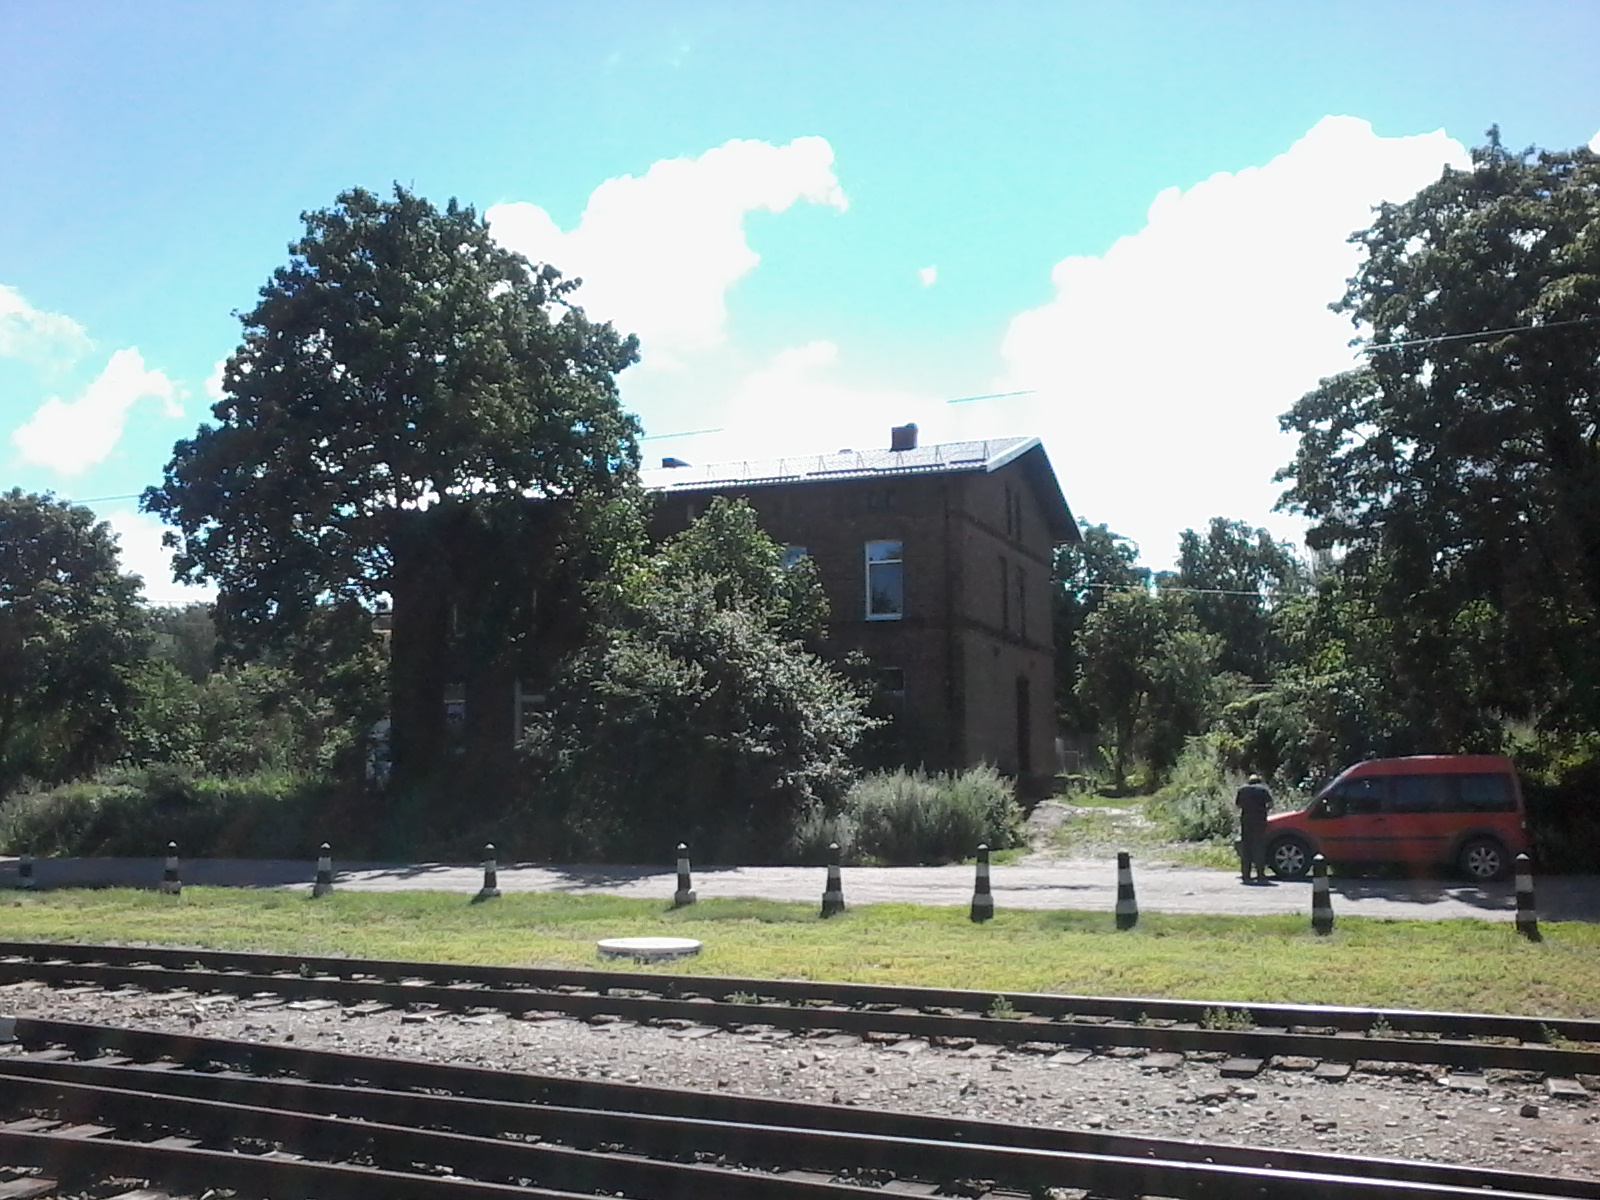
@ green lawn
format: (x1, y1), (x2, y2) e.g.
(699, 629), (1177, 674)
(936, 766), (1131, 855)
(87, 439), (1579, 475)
(4, 888), (1596, 1019)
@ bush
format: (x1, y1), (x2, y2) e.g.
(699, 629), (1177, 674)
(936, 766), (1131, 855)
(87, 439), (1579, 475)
(1147, 735), (1245, 843)
(0, 766), (373, 859)
(799, 766), (1025, 865)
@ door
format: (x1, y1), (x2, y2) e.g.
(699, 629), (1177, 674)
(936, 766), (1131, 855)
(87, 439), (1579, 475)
(1309, 775), (1390, 862)
(1385, 773), (1455, 864)
(1015, 675), (1032, 777)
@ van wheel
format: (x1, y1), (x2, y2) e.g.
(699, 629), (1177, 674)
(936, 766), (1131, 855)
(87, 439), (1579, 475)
(1458, 837), (1509, 883)
(1268, 835), (1312, 879)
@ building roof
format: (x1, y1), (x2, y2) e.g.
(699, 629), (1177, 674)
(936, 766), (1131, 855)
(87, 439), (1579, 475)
(641, 436), (1080, 542)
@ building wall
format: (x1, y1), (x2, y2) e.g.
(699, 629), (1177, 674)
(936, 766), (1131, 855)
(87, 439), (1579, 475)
(649, 456), (1062, 789)
(950, 469), (1058, 792)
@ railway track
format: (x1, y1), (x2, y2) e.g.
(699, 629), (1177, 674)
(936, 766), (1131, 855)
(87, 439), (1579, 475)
(2, 940), (1599, 1080)
(0, 1014), (1594, 1200)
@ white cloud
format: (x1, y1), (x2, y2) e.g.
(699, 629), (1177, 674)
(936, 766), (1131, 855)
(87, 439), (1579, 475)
(488, 137), (847, 363)
(11, 348), (181, 474)
(919, 266), (938, 288)
(104, 508), (217, 606)
(993, 115), (1470, 564)
(712, 340), (932, 459)
(203, 357), (228, 401)
(0, 283), (91, 364)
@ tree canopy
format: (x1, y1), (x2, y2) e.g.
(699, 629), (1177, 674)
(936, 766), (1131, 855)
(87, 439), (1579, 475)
(144, 185), (642, 643)
(0, 490), (147, 788)
(1278, 131), (1600, 737)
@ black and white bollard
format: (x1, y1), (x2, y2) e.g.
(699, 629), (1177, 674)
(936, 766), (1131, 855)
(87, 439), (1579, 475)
(312, 843), (334, 898)
(479, 843), (502, 900)
(468, 844), (502, 904)
(1114, 850), (1138, 930)
(160, 842), (181, 896)
(673, 843), (696, 908)
(820, 842), (846, 918)
(1515, 853), (1540, 942)
(18, 851), (36, 891)
(970, 843), (994, 923)
(1311, 853), (1334, 935)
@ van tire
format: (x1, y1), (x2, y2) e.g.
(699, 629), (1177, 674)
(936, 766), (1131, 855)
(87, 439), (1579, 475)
(1268, 835), (1313, 879)
(1457, 836), (1510, 883)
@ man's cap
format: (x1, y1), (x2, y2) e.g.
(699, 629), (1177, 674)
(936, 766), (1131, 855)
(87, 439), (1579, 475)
(1248, 774), (1263, 784)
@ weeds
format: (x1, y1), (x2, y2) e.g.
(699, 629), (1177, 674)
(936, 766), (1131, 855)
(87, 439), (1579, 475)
(987, 995), (1020, 1021)
(1368, 1016), (1395, 1039)
(1201, 1006), (1256, 1031)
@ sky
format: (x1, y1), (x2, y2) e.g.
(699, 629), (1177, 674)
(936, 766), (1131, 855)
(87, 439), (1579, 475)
(2, 2), (1599, 602)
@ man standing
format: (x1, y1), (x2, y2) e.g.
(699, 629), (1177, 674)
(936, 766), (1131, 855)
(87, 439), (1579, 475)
(1235, 774), (1273, 883)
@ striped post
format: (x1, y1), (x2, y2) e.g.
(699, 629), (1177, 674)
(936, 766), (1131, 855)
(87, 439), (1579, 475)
(1311, 853), (1334, 935)
(160, 842), (181, 896)
(1114, 850), (1138, 930)
(672, 843), (696, 908)
(820, 842), (846, 918)
(17, 852), (36, 891)
(1514, 853), (1540, 942)
(480, 843), (502, 900)
(969, 844), (994, 923)
(312, 843), (334, 898)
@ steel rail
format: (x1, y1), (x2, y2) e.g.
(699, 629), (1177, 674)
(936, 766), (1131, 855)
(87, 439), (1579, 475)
(2, 949), (1597, 1076)
(7, 939), (1597, 1042)
(4, 1017), (1595, 1200)
(0, 1044), (1581, 1200)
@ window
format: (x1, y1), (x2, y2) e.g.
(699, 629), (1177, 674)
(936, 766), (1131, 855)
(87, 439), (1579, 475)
(1004, 485), (1022, 540)
(512, 679), (545, 743)
(1455, 773), (1516, 813)
(999, 555), (1010, 631)
(1390, 774), (1452, 814)
(1318, 776), (1386, 817)
(1004, 485), (1014, 537)
(781, 545), (809, 569)
(1017, 567), (1027, 639)
(865, 540), (904, 619)
(880, 667), (906, 697)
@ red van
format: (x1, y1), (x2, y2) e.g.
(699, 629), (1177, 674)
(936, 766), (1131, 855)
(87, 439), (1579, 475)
(1264, 755), (1529, 882)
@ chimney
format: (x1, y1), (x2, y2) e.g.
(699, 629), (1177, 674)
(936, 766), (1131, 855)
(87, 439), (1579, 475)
(661, 456), (691, 469)
(890, 423), (918, 452)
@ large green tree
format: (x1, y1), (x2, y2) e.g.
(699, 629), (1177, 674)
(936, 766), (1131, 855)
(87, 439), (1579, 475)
(144, 186), (642, 781)
(520, 499), (871, 861)
(0, 491), (147, 789)
(1278, 131), (1600, 739)
(1172, 517), (1307, 682)
(1053, 521), (1151, 729)
(1074, 588), (1224, 790)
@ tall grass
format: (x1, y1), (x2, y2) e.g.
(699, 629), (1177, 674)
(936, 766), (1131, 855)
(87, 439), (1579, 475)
(0, 766), (366, 859)
(1146, 735), (1244, 843)
(791, 766), (1026, 865)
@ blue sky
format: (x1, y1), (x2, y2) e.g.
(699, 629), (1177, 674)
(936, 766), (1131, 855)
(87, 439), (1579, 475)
(3, 2), (1598, 600)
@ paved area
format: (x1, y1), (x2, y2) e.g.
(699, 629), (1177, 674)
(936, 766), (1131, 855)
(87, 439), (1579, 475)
(5, 855), (1598, 923)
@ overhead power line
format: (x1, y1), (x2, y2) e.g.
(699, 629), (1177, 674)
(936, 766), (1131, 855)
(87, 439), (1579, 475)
(640, 427), (723, 442)
(1360, 315), (1599, 353)
(946, 389), (1036, 405)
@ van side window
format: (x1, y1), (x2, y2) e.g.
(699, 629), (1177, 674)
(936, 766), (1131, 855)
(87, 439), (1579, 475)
(1390, 774), (1452, 813)
(1321, 777), (1385, 816)
(1455, 773), (1516, 813)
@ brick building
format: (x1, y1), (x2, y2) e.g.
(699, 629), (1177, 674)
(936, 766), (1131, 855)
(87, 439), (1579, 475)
(643, 426), (1080, 795)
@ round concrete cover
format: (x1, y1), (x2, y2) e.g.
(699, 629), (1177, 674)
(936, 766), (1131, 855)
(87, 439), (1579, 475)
(596, 936), (703, 961)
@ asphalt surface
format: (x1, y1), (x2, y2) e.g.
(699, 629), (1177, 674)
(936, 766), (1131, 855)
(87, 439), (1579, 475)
(4, 855), (1598, 923)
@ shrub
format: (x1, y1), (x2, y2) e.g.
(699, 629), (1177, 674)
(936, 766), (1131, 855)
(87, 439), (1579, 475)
(0, 766), (372, 859)
(805, 766), (1025, 865)
(1147, 735), (1245, 843)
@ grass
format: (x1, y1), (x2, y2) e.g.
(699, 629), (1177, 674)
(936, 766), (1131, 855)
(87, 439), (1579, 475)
(5, 888), (1600, 1018)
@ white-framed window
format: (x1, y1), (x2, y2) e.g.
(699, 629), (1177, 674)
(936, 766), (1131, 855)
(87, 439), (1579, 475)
(781, 545), (809, 569)
(865, 540), (904, 620)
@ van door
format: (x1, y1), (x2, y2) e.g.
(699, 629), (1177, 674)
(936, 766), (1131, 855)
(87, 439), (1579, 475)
(1385, 773), (1455, 865)
(1310, 775), (1389, 862)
